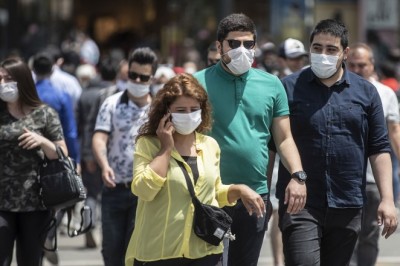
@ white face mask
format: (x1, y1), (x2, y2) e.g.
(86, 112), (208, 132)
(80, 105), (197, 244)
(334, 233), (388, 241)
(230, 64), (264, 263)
(151, 84), (164, 96)
(116, 79), (128, 91)
(0, 82), (19, 102)
(171, 109), (202, 135)
(310, 53), (340, 79)
(126, 81), (150, 97)
(224, 46), (255, 75)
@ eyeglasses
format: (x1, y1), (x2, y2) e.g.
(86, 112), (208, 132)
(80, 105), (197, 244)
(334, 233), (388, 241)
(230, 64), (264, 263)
(128, 71), (151, 82)
(225, 39), (255, 50)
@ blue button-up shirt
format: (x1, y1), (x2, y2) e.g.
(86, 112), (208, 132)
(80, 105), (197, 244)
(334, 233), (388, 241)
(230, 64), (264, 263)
(36, 79), (80, 163)
(276, 66), (391, 208)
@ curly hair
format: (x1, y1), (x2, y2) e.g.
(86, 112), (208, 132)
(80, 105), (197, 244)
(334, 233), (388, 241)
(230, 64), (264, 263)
(137, 73), (212, 140)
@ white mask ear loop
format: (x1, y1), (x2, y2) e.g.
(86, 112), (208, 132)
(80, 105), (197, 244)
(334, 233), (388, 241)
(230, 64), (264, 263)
(219, 40), (236, 66)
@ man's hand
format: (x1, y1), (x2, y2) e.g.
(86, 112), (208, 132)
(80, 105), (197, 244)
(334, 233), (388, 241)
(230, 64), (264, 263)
(284, 178), (307, 214)
(377, 200), (398, 239)
(101, 165), (116, 188)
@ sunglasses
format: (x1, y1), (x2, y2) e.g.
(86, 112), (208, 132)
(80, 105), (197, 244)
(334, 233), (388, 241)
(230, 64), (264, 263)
(225, 39), (255, 50)
(128, 71), (151, 82)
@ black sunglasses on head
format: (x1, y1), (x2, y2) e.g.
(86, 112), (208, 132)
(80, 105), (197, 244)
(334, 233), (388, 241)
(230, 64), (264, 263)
(225, 39), (255, 50)
(128, 71), (151, 82)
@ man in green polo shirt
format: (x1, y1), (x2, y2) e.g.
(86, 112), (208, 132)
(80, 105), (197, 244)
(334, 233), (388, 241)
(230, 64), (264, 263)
(194, 13), (306, 266)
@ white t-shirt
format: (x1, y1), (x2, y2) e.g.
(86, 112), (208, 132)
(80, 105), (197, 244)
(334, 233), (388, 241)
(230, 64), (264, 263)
(366, 79), (400, 183)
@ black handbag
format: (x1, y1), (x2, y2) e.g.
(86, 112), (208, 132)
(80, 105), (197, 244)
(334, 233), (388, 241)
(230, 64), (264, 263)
(175, 159), (233, 246)
(38, 145), (92, 251)
(38, 145), (86, 209)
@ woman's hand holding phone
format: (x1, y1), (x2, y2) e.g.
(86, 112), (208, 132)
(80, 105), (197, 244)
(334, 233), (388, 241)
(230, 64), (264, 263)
(156, 112), (175, 152)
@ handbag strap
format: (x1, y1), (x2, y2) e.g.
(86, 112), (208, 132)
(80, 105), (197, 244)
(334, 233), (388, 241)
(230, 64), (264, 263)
(41, 209), (58, 252)
(175, 159), (196, 199)
(41, 206), (93, 251)
(55, 145), (67, 159)
(54, 145), (77, 171)
(66, 205), (93, 237)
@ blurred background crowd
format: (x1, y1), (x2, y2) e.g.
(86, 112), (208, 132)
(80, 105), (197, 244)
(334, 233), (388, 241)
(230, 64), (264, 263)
(0, 0), (399, 76)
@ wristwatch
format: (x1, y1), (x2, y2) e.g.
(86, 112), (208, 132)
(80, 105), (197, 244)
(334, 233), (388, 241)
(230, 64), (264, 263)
(291, 171), (307, 182)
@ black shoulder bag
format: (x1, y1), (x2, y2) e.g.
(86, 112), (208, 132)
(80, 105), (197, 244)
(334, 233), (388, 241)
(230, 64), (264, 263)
(38, 145), (92, 251)
(175, 159), (233, 246)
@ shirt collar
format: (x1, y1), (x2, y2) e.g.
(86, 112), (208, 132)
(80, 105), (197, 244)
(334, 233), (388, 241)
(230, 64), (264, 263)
(215, 61), (250, 81)
(120, 89), (129, 104)
(307, 63), (351, 87)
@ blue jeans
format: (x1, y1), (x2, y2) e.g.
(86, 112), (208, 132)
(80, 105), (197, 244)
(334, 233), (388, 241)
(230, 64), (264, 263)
(101, 185), (138, 266)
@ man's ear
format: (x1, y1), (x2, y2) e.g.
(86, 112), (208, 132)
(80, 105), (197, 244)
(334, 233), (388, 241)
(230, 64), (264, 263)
(343, 47), (350, 61)
(217, 41), (223, 54)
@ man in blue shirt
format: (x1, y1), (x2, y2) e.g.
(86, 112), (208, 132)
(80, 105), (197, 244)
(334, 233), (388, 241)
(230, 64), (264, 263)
(32, 53), (79, 165)
(275, 19), (398, 265)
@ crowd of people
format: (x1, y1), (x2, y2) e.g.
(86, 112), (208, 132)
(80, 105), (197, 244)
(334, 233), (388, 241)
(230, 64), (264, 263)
(0, 12), (399, 266)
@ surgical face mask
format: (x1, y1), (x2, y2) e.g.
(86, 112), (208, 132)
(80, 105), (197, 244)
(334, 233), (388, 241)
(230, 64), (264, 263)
(310, 53), (340, 79)
(116, 79), (128, 91)
(126, 81), (150, 97)
(151, 84), (164, 96)
(224, 46), (255, 75)
(0, 82), (19, 102)
(171, 109), (202, 135)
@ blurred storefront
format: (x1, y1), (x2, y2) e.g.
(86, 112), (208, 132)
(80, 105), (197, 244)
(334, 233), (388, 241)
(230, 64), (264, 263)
(0, 0), (399, 66)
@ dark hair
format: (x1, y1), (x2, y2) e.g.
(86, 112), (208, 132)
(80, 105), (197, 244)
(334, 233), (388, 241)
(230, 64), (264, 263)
(32, 52), (54, 76)
(42, 45), (63, 62)
(137, 73), (212, 140)
(0, 58), (42, 110)
(217, 13), (257, 43)
(310, 19), (348, 50)
(128, 47), (158, 75)
(99, 56), (118, 81)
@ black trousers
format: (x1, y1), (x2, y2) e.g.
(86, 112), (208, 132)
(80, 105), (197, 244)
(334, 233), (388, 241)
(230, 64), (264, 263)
(223, 193), (271, 266)
(0, 210), (52, 266)
(134, 253), (222, 266)
(279, 204), (362, 266)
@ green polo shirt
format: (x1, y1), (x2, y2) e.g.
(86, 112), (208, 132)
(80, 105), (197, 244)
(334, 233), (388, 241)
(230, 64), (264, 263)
(194, 63), (289, 194)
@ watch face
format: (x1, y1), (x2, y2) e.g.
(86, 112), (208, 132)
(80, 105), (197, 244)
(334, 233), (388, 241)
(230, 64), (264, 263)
(299, 172), (307, 181)
(294, 171), (307, 181)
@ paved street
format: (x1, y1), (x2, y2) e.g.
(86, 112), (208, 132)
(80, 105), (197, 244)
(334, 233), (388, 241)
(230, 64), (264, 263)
(10, 225), (399, 266)
(11, 218), (400, 266)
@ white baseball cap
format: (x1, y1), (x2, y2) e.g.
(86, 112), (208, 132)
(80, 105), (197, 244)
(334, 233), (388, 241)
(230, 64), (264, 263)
(280, 38), (307, 59)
